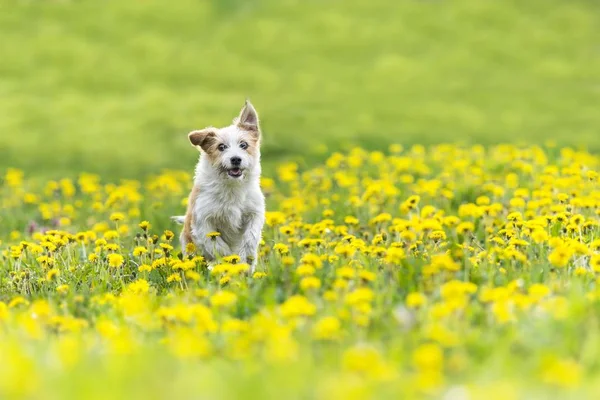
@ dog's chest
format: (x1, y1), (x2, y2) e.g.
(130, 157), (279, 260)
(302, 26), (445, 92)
(193, 189), (246, 238)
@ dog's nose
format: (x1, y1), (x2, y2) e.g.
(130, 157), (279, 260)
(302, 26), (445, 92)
(230, 156), (242, 166)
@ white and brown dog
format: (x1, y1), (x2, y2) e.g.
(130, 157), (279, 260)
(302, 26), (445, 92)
(172, 101), (265, 269)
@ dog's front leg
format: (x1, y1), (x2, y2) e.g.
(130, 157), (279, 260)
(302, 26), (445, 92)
(194, 225), (233, 261)
(237, 213), (264, 271)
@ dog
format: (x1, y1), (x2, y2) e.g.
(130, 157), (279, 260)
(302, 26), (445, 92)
(172, 101), (265, 270)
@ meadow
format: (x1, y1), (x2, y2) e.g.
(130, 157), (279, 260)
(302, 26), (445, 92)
(2, 144), (600, 399)
(1, 0), (600, 399)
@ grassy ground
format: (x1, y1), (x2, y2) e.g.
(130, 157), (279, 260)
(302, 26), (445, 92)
(0, 0), (598, 178)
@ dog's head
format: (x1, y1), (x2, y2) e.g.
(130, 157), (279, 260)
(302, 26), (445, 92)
(188, 101), (261, 180)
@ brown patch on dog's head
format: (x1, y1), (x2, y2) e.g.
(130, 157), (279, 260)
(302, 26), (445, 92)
(189, 128), (217, 149)
(188, 128), (220, 161)
(239, 131), (260, 157)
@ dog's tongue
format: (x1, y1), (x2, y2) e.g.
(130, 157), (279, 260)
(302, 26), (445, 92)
(229, 168), (242, 177)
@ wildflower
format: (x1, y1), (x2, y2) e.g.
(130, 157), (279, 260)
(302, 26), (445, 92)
(273, 243), (290, 255)
(530, 229), (548, 244)
(164, 230), (175, 241)
(265, 211), (287, 226)
(528, 284), (550, 301)
(139, 221), (151, 231)
(219, 276), (231, 285)
(37, 255), (55, 267)
(210, 291), (237, 308)
(359, 270), (376, 282)
(300, 253), (323, 269)
(46, 268), (60, 281)
(296, 264), (315, 276)
(56, 284), (70, 294)
(428, 230), (446, 241)
(429, 254), (460, 272)
(282, 256), (295, 266)
(345, 288), (375, 306)
(548, 245), (573, 268)
(312, 316), (341, 340)
(152, 258), (166, 269)
(107, 254), (125, 268)
(384, 247), (406, 264)
(280, 295), (316, 318)
(223, 255), (241, 264)
(370, 213), (392, 225)
(342, 345), (393, 379)
(8, 297), (29, 308)
(126, 279), (150, 294)
(334, 243), (356, 258)
(279, 225), (296, 235)
(104, 243), (120, 252)
(109, 212), (125, 222)
(210, 264), (231, 275)
(456, 222), (475, 235)
(159, 243), (174, 253)
(300, 276), (321, 290)
(406, 292), (427, 308)
(104, 230), (119, 240)
(185, 242), (196, 254)
(344, 216), (360, 225)
(336, 266), (355, 279)
(138, 264), (152, 272)
(207, 232), (221, 240)
(412, 343), (444, 371)
(133, 246), (148, 256)
(185, 271), (201, 281)
(541, 358), (581, 388)
(591, 254), (600, 272)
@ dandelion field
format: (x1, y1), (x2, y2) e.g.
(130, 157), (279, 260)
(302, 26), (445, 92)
(1, 144), (600, 399)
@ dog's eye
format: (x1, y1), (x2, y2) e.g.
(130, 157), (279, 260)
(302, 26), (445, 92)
(217, 144), (227, 152)
(239, 141), (248, 150)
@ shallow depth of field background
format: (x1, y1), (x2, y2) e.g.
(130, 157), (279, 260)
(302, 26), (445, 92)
(0, 0), (598, 178)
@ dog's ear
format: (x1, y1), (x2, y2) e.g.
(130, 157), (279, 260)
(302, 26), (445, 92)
(188, 128), (217, 152)
(236, 100), (260, 134)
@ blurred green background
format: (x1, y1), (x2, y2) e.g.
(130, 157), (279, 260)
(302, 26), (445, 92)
(1, 0), (598, 178)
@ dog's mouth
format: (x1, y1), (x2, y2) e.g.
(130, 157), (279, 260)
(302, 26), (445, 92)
(227, 168), (243, 178)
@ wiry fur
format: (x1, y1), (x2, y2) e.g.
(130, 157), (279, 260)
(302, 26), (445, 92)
(172, 101), (265, 270)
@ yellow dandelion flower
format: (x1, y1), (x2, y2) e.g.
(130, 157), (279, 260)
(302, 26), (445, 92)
(139, 221), (151, 231)
(406, 292), (427, 308)
(46, 268), (60, 281)
(300, 276), (321, 290)
(312, 316), (341, 340)
(107, 253), (125, 268)
(109, 212), (125, 222)
(210, 291), (237, 308)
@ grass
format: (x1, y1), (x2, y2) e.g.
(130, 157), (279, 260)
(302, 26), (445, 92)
(0, 0), (598, 178)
